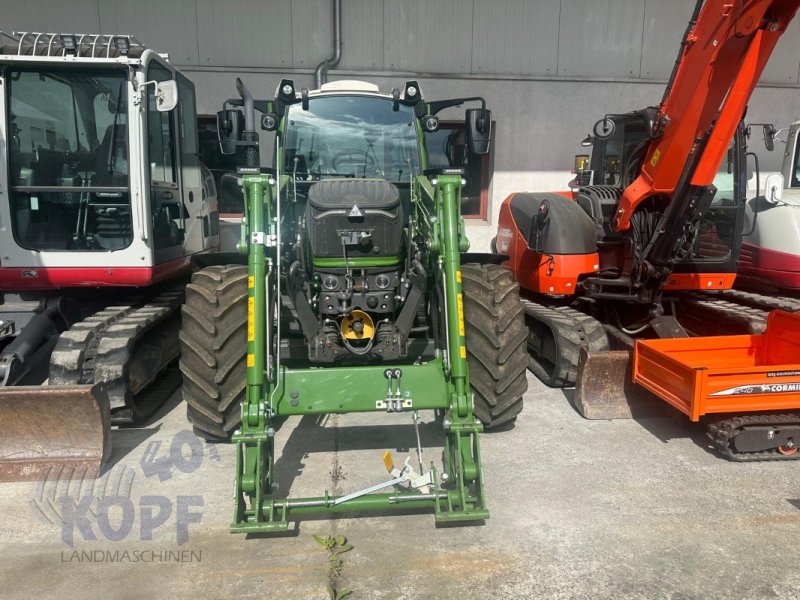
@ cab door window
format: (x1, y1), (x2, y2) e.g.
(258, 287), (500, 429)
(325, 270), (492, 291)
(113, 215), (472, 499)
(146, 61), (184, 249)
(147, 63), (175, 184)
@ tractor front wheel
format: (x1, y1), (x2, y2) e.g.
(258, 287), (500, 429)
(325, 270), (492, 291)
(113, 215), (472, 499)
(179, 265), (248, 441)
(461, 263), (528, 429)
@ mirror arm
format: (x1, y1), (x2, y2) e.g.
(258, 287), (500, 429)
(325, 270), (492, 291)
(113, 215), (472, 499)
(427, 96), (486, 116)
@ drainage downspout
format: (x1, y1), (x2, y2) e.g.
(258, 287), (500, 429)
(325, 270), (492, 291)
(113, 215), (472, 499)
(314, 0), (342, 89)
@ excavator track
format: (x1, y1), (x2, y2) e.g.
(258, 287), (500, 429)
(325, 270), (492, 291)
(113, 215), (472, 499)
(680, 293), (768, 335)
(707, 413), (800, 462)
(49, 284), (185, 424)
(521, 299), (609, 387)
(715, 289), (800, 313)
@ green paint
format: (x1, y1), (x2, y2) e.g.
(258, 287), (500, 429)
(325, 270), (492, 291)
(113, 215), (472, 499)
(312, 256), (400, 269)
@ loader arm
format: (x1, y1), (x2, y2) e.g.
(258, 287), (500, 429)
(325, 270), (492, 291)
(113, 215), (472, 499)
(613, 0), (800, 283)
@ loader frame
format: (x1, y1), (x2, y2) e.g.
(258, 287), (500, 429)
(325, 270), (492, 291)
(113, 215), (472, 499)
(231, 169), (487, 533)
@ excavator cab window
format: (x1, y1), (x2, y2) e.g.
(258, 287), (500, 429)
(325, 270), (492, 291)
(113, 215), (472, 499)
(688, 140), (739, 261)
(6, 67), (132, 251)
(793, 132), (800, 188)
(146, 62), (184, 250)
(588, 117), (648, 187)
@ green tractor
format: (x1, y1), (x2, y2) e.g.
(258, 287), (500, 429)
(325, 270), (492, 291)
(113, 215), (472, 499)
(179, 78), (527, 532)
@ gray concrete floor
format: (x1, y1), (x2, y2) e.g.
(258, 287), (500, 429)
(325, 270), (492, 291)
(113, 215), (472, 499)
(3, 373), (800, 599)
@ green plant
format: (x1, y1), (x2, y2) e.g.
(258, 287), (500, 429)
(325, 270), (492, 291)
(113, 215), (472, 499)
(314, 534), (354, 600)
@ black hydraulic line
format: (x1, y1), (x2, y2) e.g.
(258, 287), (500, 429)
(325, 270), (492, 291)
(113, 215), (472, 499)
(0, 300), (64, 386)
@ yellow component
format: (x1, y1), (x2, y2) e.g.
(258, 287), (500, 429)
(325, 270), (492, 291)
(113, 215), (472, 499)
(247, 297), (255, 341)
(456, 270), (462, 283)
(248, 275), (254, 289)
(247, 354), (255, 367)
(460, 345), (467, 359)
(340, 310), (375, 340)
(650, 148), (661, 168)
(457, 293), (465, 337)
(383, 450), (394, 472)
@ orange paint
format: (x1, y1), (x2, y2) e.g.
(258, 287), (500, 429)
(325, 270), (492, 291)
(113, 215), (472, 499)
(663, 273), (736, 291)
(517, 250), (599, 296)
(634, 311), (800, 421)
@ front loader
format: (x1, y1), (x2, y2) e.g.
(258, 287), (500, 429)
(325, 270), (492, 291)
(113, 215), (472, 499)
(178, 79), (528, 531)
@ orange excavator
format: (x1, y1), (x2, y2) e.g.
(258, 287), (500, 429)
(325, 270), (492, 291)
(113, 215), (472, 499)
(494, 0), (800, 459)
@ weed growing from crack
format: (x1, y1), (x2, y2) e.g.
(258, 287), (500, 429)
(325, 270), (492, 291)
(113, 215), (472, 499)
(314, 534), (354, 600)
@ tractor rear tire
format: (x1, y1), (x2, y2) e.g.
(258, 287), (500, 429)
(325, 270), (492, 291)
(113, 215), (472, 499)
(179, 265), (248, 441)
(461, 263), (528, 429)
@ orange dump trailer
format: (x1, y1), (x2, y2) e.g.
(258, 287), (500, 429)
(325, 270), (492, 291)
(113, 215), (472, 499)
(634, 311), (800, 422)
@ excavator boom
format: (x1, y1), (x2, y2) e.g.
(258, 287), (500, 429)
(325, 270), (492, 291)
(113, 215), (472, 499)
(615, 0), (800, 233)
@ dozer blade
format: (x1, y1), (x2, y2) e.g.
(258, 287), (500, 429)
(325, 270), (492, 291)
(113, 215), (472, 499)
(574, 348), (665, 419)
(0, 384), (110, 482)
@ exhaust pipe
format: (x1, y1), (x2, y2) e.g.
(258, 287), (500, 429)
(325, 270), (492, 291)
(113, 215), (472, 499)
(314, 0), (342, 89)
(235, 77), (259, 167)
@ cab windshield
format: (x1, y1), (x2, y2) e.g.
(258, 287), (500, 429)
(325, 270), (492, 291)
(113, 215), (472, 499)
(283, 95), (421, 182)
(7, 67), (131, 251)
(793, 131), (800, 188)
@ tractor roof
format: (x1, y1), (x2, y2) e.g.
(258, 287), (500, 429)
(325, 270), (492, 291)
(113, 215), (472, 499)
(317, 80), (381, 94)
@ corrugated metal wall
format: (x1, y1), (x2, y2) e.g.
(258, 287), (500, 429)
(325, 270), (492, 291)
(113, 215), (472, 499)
(6, 0), (800, 85)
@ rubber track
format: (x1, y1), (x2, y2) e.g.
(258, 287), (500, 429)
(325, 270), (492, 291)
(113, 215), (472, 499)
(521, 300), (609, 387)
(707, 413), (800, 462)
(716, 289), (800, 313)
(682, 293), (768, 334)
(49, 285), (184, 423)
(179, 265), (248, 440)
(461, 264), (528, 429)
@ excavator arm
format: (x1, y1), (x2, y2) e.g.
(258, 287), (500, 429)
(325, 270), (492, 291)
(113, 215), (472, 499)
(612, 0), (800, 282)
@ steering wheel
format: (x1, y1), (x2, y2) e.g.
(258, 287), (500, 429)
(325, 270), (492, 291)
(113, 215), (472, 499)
(330, 150), (379, 175)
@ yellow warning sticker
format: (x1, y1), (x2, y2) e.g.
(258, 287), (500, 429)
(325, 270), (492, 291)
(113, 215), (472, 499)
(456, 293), (465, 337)
(247, 297), (255, 341)
(248, 276), (254, 289)
(650, 148), (661, 168)
(456, 270), (462, 283)
(460, 346), (467, 359)
(247, 353), (255, 367)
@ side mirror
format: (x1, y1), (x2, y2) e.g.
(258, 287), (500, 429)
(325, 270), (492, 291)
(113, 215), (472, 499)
(763, 124), (777, 152)
(593, 117), (616, 140)
(217, 109), (244, 155)
(528, 200), (550, 253)
(466, 108), (492, 155)
(763, 172), (784, 204)
(154, 80), (178, 112)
